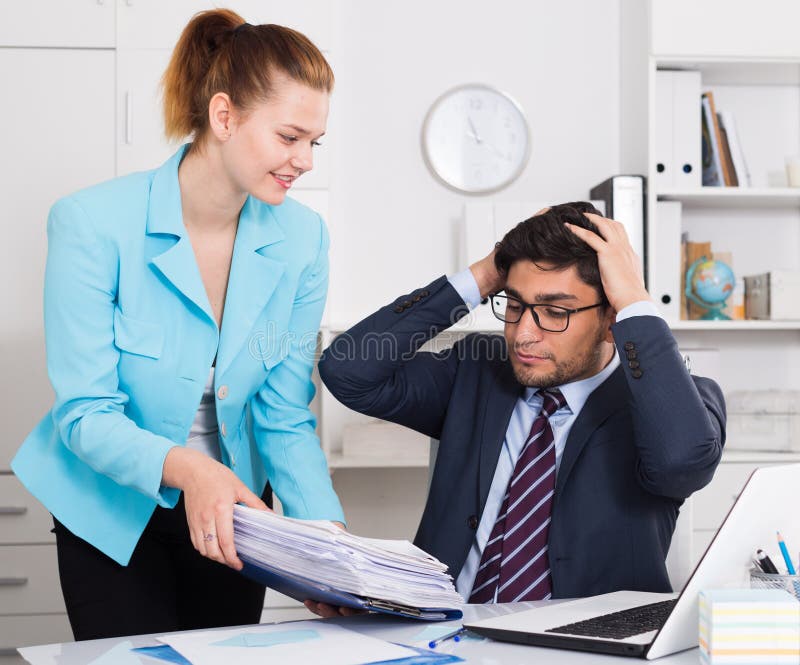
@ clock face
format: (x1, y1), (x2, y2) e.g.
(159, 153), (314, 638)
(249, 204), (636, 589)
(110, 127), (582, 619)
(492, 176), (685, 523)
(421, 84), (530, 194)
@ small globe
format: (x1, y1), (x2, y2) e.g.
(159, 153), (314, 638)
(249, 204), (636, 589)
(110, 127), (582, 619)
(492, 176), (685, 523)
(690, 259), (735, 306)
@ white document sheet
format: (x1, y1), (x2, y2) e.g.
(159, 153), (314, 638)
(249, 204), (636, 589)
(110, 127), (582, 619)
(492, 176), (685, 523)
(158, 621), (416, 665)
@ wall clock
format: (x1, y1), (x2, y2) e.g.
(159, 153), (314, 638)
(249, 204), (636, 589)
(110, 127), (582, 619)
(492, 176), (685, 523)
(421, 83), (531, 194)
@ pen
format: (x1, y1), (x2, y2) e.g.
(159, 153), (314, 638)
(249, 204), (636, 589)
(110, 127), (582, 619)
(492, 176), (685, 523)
(428, 627), (466, 648)
(776, 532), (796, 575)
(756, 549), (780, 574)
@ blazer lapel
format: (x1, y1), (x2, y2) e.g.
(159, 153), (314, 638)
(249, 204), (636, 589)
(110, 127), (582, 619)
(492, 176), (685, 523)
(216, 197), (286, 375)
(146, 145), (215, 325)
(556, 366), (628, 496)
(478, 358), (523, 509)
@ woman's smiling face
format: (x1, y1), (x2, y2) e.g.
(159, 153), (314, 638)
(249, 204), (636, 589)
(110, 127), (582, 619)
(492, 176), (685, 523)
(221, 75), (329, 205)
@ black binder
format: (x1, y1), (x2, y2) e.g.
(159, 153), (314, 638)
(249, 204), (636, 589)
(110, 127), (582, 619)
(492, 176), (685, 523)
(589, 175), (648, 286)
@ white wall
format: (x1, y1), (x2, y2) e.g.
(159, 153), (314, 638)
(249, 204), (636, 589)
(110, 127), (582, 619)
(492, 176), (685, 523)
(0, 0), (626, 539)
(326, 0), (622, 326)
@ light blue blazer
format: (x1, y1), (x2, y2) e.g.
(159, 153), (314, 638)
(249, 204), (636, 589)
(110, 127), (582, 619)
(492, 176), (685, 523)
(12, 145), (344, 565)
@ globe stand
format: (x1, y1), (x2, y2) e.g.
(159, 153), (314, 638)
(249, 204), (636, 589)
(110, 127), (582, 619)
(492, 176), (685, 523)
(685, 256), (733, 321)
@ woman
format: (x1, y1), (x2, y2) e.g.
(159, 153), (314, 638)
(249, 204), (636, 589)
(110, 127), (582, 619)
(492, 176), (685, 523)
(11, 8), (344, 639)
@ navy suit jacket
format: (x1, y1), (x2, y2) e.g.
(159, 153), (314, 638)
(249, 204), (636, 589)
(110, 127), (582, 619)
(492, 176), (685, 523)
(319, 276), (726, 598)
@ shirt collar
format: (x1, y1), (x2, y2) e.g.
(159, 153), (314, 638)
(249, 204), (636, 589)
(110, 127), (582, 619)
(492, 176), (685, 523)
(523, 348), (621, 416)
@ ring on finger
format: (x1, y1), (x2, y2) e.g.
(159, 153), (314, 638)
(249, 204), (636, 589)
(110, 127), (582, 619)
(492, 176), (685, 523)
(203, 532), (216, 542)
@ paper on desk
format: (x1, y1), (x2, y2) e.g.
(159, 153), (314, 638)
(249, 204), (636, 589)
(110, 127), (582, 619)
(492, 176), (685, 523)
(233, 505), (463, 610)
(158, 621), (416, 665)
(87, 641), (140, 665)
(211, 628), (319, 647)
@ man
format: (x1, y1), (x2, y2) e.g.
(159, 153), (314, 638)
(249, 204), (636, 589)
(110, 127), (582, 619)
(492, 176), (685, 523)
(316, 202), (725, 609)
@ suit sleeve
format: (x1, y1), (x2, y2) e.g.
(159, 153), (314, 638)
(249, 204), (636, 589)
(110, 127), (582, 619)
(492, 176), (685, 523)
(613, 315), (726, 499)
(250, 217), (344, 523)
(43, 197), (178, 505)
(318, 276), (471, 440)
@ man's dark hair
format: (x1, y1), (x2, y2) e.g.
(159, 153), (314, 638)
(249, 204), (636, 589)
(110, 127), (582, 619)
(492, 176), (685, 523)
(493, 201), (608, 306)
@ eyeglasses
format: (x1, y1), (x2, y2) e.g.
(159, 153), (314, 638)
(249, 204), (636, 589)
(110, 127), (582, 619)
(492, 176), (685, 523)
(490, 294), (605, 332)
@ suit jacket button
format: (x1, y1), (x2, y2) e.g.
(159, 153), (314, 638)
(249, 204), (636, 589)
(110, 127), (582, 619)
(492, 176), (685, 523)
(624, 341), (635, 351)
(217, 385), (229, 400)
(626, 350), (638, 360)
(412, 295), (422, 302)
(402, 300), (413, 308)
(420, 290), (430, 297)
(631, 369), (643, 379)
(628, 360), (640, 369)
(393, 305), (404, 313)
(467, 515), (478, 529)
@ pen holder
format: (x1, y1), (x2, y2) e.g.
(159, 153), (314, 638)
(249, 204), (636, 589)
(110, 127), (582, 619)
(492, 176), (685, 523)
(750, 568), (800, 601)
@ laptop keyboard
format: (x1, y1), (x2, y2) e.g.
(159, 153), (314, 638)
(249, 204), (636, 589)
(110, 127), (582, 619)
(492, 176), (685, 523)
(545, 599), (677, 640)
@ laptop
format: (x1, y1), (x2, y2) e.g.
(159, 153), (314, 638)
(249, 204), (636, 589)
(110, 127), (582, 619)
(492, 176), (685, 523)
(464, 463), (800, 659)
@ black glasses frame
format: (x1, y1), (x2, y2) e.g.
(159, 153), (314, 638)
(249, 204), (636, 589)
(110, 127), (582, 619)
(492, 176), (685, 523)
(490, 294), (605, 332)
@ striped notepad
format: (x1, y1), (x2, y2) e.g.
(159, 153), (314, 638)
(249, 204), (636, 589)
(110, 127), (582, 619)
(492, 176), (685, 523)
(699, 589), (800, 664)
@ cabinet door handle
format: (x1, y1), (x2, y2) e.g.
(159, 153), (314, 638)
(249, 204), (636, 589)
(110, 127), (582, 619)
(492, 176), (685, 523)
(125, 91), (133, 144)
(0, 577), (28, 586)
(0, 506), (27, 516)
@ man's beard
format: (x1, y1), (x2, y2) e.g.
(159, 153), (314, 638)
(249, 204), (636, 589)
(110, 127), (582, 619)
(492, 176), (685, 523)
(511, 328), (609, 389)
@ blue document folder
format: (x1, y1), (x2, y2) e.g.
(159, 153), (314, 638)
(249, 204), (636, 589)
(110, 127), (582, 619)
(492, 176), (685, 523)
(240, 561), (463, 621)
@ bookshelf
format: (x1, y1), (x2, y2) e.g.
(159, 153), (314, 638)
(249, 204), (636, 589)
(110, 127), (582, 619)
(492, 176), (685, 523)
(657, 188), (800, 208)
(619, 0), (800, 575)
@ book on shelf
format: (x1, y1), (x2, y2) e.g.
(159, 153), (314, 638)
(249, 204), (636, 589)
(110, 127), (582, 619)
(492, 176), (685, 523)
(701, 92), (729, 187)
(680, 238), (712, 320)
(717, 110), (751, 187)
(717, 121), (739, 186)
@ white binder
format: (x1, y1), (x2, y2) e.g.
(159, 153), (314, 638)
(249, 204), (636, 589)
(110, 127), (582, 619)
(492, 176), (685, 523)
(651, 200), (682, 320)
(654, 70), (702, 191)
(671, 70), (702, 189)
(654, 70), (674, 190)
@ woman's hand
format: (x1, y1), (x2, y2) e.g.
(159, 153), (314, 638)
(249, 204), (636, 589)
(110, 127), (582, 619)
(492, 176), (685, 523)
(162, 446), (269, 569)
(303, 600), (366, 618)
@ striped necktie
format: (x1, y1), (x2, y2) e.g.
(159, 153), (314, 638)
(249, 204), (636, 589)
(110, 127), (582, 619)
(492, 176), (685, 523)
(469, 389), (566, 604)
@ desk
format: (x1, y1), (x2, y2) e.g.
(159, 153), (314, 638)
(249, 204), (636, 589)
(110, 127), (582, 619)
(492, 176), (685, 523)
(17, 603), (701, 664)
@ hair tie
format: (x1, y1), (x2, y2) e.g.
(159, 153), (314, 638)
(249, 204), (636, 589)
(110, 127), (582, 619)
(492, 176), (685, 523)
(234, 22), (251, 34)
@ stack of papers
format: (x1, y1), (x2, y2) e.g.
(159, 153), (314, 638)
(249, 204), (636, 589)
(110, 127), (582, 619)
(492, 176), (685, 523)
(699, 588), (800, 664)
(233, 505), (463, 620)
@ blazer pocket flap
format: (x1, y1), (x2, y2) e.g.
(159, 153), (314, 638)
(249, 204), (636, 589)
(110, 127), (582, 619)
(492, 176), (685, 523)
(256, 335), (289, 370)
(113, 309), (164, 359)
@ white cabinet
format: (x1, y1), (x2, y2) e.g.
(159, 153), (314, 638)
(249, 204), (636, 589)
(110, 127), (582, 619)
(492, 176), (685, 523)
(116, 48), (175, 176)
(0, 1), (114, 48)
(0, 45), (113, 652)
(115, 0), (333, 51)
(650, 0), (800, 59)
(0, 47), (116, 470)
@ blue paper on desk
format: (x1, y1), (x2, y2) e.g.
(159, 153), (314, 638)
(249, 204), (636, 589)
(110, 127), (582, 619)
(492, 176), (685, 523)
(131, 645), (192, 664)
(371, 645), (465, 664)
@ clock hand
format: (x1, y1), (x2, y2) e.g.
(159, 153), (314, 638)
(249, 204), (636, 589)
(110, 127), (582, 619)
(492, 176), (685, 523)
(467, 116), (482, 144)
(485, 141), (511, 161)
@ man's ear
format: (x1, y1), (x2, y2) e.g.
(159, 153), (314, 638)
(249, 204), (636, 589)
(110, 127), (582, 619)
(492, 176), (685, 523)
(604, 307), (616, 343)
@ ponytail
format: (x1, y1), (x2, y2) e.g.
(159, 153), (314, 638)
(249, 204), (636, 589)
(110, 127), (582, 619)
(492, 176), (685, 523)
(161, 8), (334, 144)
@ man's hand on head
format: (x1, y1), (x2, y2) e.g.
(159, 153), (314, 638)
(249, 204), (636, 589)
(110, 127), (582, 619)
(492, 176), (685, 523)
(469, 248), (506, 300)
(565, 213), (650, 312)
